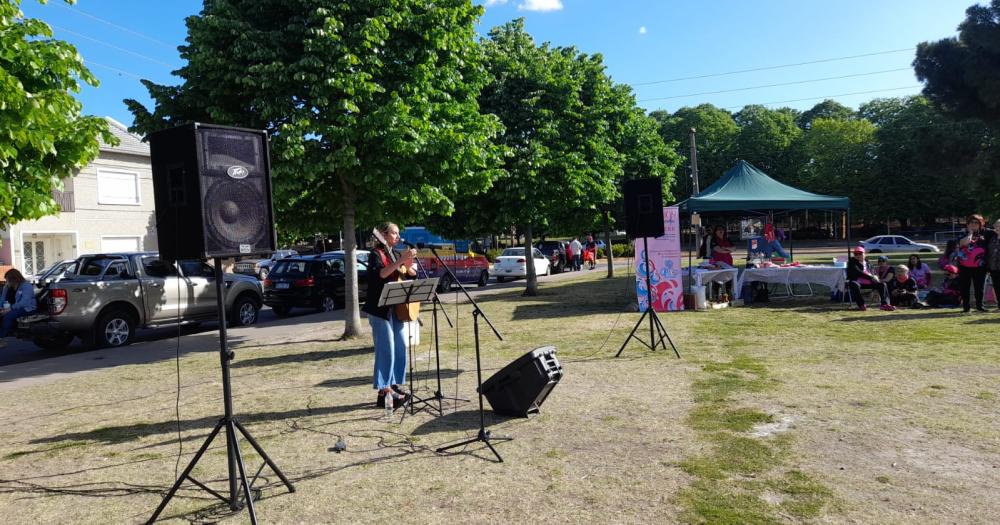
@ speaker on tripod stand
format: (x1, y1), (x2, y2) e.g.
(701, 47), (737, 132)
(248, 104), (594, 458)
(616, 178), (680, 358)
(146, 123), (293, 524)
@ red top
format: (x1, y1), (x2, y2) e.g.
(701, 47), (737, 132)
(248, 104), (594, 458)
(711, 236), (734, 266)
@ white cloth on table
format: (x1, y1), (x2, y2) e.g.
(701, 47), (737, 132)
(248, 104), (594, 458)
(687, 268), (741, 299)
(736, 266), (845, 297)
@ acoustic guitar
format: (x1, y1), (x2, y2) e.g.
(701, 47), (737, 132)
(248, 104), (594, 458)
(371, 228), (421, 322)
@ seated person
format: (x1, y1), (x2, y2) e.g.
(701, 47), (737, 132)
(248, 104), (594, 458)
(847, 246), (894, 311)
(762, 223), (790, 259)
(708, 225), (734, 267)
(938, 240), (958, 271)
(874, 255), (895, 282)
(907, 254), (932, 289)
(0, 268), (38, 348)
(922, 264), (962, 307)
(890, 265), (919, 307)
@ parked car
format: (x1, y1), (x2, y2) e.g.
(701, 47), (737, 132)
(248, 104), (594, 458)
(16, 252), (263, 350)
(263, 253), (368, 316)
(860, 235), (939, 254)
(234, 249), (298, 280)
(323, 249), (371, 266)
(535, 241), (569, 273)
(490, 247), (551, 282)
(410, 243), (490, 292)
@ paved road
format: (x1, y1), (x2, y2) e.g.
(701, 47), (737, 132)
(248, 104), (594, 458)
(0, 266), (606, 389)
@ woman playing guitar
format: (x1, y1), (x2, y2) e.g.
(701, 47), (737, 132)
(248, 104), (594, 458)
(364, 221), (417, 410)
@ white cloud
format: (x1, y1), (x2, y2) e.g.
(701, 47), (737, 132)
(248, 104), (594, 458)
(638, 26), (647, 35)
(484, 0), (510, 6)
(518, 0), (564, 12)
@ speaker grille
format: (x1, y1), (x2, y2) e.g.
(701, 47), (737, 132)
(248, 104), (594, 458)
(204, 179), (268, 247)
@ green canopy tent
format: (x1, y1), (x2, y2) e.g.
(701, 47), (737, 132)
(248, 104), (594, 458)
(676, 160), (851, 288)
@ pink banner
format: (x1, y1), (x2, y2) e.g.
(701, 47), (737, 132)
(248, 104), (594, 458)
(635, 206), (684, 311)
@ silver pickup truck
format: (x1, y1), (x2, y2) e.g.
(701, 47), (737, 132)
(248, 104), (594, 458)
(18, 252), (263, 350)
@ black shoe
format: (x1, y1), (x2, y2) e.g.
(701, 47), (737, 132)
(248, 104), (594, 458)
(391, 384), (407, 396)
(376, 392), (387, 408)
(976, 307), (987, 312)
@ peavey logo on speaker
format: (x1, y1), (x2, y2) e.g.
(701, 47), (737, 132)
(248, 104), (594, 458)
(240, 244), (253, 254)
(227, 165), (249, 179)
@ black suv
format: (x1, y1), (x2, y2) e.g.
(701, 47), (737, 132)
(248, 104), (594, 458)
(263, 254), (367, 316)
(535, 240), (569, 273)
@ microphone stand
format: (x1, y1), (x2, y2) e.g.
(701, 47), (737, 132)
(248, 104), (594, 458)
(403, 243), (455, 417)
(429, 247), (510, 463)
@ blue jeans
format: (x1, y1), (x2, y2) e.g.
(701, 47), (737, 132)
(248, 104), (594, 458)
(369, 311), (407, 390)
(0, 307), (31, 338)
(574, 254), (582, 270)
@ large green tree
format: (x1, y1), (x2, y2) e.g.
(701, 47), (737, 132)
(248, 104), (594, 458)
(796, 99), (854, 130)
(652, 103), (737, 198)
(127, 0), (501, 337)
(913, 0), (1000, 215)
(438, 20), (623, 295)
(0, 0), (114, 228)
(732, 105), (802, 184)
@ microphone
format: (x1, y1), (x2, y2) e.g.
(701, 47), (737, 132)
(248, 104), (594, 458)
(401, 240), (417, 249)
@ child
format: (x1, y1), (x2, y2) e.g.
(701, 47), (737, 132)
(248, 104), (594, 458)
(907, 254), (932, 289)
(890, 265), (918, 307)
(875, 255), (895, 282)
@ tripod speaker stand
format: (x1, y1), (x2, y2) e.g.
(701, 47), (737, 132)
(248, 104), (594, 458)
(616, 235), (681, 358)
(147, 259), (294, 524)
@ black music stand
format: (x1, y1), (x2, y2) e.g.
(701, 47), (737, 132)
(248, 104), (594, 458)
(377, 278), (438, 414)
(616, 235), (681, 358)
(147, 258), (294, 525)
(405, 251), (460, 416)
(430, 248), (510, 463)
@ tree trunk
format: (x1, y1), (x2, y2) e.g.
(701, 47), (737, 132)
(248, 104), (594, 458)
(341, 179), (363, 339)
(603, 209), (615, 278)
(523, 223), (538, 296)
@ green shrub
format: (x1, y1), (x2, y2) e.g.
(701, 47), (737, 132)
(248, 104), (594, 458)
(611, 243), (634, 258)
(485, 248), (502, 263)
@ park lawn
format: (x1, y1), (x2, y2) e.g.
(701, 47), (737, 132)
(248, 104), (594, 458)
(0, 269), (996, 524)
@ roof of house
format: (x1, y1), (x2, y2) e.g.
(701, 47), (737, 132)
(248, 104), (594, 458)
(100, 117), (149, 157)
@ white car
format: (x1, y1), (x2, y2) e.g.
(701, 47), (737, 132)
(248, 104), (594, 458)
(491, 247), (551, 282)
(860, 235), (940, 254)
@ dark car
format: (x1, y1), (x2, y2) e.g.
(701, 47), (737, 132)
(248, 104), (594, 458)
(535, 240), (569, 273)
(263, 254), (367, 316)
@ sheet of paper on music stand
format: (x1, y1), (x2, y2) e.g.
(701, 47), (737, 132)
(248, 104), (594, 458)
(377, 278), (439, 308)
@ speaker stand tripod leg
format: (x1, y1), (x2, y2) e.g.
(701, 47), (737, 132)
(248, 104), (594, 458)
(616, 309), (650, 357)
(229, 421), (259, 525)
(147, 420), (226, 524)
(232, 419), (295, 492)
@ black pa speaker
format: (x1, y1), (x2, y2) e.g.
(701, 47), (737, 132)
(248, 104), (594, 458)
(149, 123), (277, 261)
(623, 178), (664, 239)
(480, 346), (562, 417)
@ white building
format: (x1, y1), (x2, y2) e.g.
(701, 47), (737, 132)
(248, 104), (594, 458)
(0, 118), (157, 275)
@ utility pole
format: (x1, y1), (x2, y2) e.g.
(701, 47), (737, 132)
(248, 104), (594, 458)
(689, 128), (701, 196)
(689, 128), (702, 245)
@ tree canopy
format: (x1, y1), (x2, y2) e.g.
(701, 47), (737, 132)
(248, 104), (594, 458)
(0, 0), (115, 228)
(128, 0), (501, 336)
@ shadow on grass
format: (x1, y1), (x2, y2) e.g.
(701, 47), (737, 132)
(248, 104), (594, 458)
(837, 311), (963, 322)
(409, 408), (519, 437)
(28, 402), (374, 447)
(316, 368), (464, 389)
(231, 345), (373, 368)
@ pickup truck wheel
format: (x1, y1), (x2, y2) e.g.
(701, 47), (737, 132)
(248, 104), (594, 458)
(34, 334), (74, 351)
(272, 304), (292, 317)
(231, 295), (260, 326)
(95, 308), (136, 348)
(477, 270), (489, 287)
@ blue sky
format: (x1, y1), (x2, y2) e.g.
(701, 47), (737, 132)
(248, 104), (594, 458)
(19, 0), (971, 127)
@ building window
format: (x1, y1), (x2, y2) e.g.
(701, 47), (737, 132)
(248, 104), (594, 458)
(97, 170), (141, 205)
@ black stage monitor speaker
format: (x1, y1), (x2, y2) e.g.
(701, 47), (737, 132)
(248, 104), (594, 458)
(480, 346), (562, 417)
(623, 177), (664, 239)
(149, 123), (277, 261)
